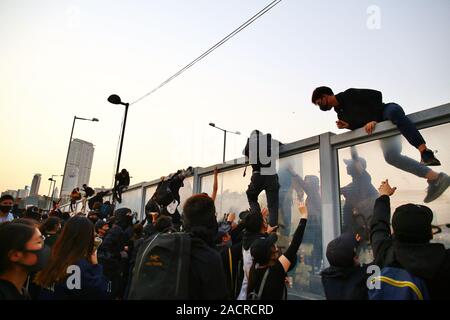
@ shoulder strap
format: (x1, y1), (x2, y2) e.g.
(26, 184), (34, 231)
(257, 268), (270, 300)
(228, 248), (233, 289)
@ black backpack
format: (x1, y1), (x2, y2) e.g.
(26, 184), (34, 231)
(128, 232), (191, 300)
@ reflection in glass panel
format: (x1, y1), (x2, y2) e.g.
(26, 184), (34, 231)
(200, 149), (324, 299)
(278, 150), (323, 300)
(338, 123), (450, 259)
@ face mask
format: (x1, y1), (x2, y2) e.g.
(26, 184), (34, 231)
(319, 105), (333, 111)
(0, 205), (12, 213)
(20, 245), (51, 273)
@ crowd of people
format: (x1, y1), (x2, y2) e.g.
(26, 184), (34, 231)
(1, 86), (449, 300)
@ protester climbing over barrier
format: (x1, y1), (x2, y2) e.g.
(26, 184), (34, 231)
(113, 169), (130, 204)
(243, 130), (283, 229)
(311, 86), (450, 203)
(144, 166), (193, 230)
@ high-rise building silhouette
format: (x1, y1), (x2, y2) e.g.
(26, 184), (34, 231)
(30, 174), (41, 196)
(61, 139), (95, 197)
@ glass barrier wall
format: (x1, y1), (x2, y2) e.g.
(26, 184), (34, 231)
(116, 187), (142, 219)
(337, 122), (450, 265)
(200, 149), (324, 299)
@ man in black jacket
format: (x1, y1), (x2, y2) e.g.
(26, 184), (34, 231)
(243, 130), (282, 228)
(371, 179), (450, 299)
(311, 86), (449, 203)
(182, 194), (228, 300)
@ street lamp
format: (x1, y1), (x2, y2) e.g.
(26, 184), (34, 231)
(209, 123), (241, 163)
(48, 177), (56, 210)
(48, 174), (62, 199)
(107, 94), (130, 189)
(60, 116), (99, 198)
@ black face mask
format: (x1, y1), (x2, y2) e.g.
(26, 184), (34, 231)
(0, 205), (12, 214)
(319, 105), (333, 111)
(19, 245), (51, 273)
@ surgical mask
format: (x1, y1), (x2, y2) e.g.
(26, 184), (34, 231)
(20, 245), (51, 273)
(319, 105), (333, 111)
(0, 205), (12, 213)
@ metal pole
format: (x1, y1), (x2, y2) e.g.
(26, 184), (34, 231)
(60, 116), (76, 199)
(223, 130), (227, 163)
(115, 103), (129, 182)
(47, 181), (52, 198)
(49, 180), (55, 210)
(52, 178), (57, 200)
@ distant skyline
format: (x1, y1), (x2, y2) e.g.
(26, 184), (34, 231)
(1, 0), (450, 193)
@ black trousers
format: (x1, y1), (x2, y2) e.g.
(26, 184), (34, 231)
(246, 172), (280, 227)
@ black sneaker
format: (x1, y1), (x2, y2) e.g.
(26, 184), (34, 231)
(421, 149), (441, 166)
(424, 173), (450, 203)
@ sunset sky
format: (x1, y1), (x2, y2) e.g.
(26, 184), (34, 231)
(1, 0), (449, 194)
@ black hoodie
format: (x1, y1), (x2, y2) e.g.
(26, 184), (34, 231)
(321, 265), (369, 300)
(188, 226), (228, 300)
(371, 195), (450, 300)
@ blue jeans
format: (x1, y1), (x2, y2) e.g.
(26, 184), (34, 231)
(380, 136), (431, 179)
(382, 103), (426, 148)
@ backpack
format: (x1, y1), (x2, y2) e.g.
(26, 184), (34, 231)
(368, 267), (430, 300)
(127, 232), (191, 300)
(248, 268), (270, 300)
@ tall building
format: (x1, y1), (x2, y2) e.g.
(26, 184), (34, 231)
(30, 174), (42, 196)
(17, 186), (30, 198)
(61, 139), (95, 197)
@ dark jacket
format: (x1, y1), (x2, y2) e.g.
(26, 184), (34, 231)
(97, 225), (125, 278)
(321, 265), (369, 300)
(371, 195), (450, 300)
(188, 230), (228, 300)
(243, 133), (282, 172)
(44, 233), (59, 248)
(0, 279), (30, 300)
(335, 88), (384, 130)
(83, 186), (95, 198)
(218, 242), (243, 300)
(39, 259), (109, 300)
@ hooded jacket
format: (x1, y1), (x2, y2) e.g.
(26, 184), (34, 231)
(321, 265), (369, 300)
(371, 195), (450, 299)
(188, 226), (228, 300)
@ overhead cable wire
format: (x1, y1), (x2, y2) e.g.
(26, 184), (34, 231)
(130, 0), (282, 105)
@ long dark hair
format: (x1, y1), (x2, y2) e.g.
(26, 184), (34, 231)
(34, 216), (94, 288)
(0, 221), (36, 274)
(39, 217), (60, 234)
